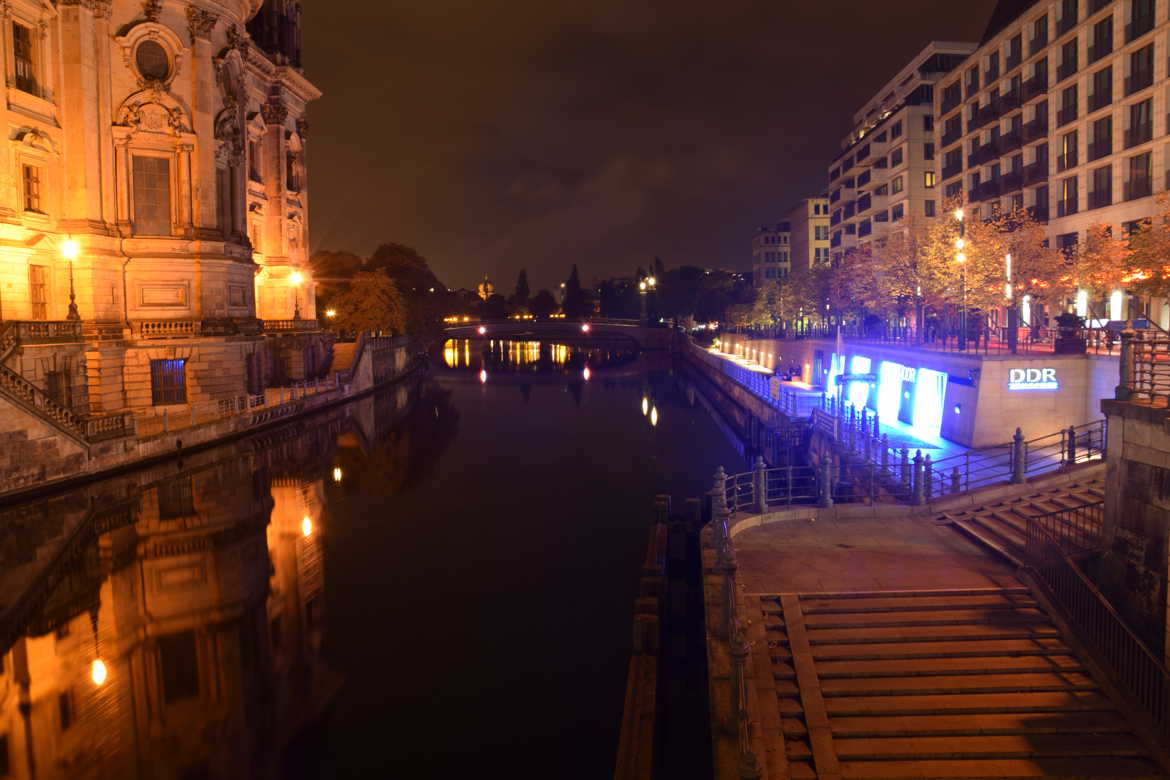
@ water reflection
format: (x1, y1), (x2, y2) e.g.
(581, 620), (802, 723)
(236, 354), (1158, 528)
(0, 377), (455, 779)
(441, 338), (638, 375)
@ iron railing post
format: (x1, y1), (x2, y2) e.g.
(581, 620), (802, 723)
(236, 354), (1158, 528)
(1011, 427), (1026, 483)
(912, 450), (925, 505)
(753, 456), (766, 514)
(1115, 327), (1136, 401)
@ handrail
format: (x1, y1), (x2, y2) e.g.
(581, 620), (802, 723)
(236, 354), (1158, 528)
(1024, 513), (1170, 741)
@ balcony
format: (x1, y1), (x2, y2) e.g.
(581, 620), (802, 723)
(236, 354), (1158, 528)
(1030, 33), (1048, 55)
(1023, 118), (1049, 142)
(1057, 105), (1077, 126)
(1088, 189), (1112, 209)
(858, 221), (872, 237)
(1022, 161), (1049, 185)
(1056, 14), (1077, 36)
(830, 211), (841, 226)
(998, 90), (1022, 114)
(856, 194), (872, 213)
(941, 126), (962, 147)
(941, 91), (962, 115)
(1088, 89), (1112, 112)
(1022, 74), (1048, 100)
(976, 178), (1003, 201)
(1088, 42), (1112, 64)
(843, 204), (856, 219)
(1056, 152), (1078, 172)
(829, 188), (840, 203)
(1125, 123), (1153, 148)
(1002, 170), (1023, 192)
(1125, 176), (1153, 200)
(1056, 60), (1077, 82)
(1126, 15), (1154, 42)
(1006, 51), (1022, 71)
(1056, 198), (1078, 217)
(999, 132), (1023, 155)
(942, 161), (963, 180)
(967, 188), (980, 204)
(1125, 70), (1153, 95)
(830, 233), (842, 248)
(1087, 139), (1111, 160)
(985, 65), (1000, 83)
(1028, 204), (1050, 221)
(857, 170), (872, 187)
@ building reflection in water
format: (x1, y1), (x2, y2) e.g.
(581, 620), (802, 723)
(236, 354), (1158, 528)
(0, 376), (454, 779)
(441, 338), (638, 375)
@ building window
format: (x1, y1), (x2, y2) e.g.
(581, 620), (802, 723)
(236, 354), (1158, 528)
(1127, 44), (1154, 93)
(22, 164), (40, 212)
(46, 369), (72, 410)
(923, 115), (934, 132)
(1128, 0), (1155, 40)
(891, 203), (904, 221)
(1058, 130), (1078, 171)
(945, 181), (961, 199)
(1059, 38), (1078, 78)
(924, 171), (936, 188)
(28, 264), (47, 320)
(131, 155), (171, 236)
(12, 22), (36, 95)
(1090, 164), (1112, 207)
(134, 40), (170, 81)
(1090, 16), (1113, 62)
(1090, 66), (1113, 110)
(1126, 151), (1153, 198)
(1127, 98), (1153, 146)
(924, 142), (934, 161)
(248, 139), (262, 181)
(924, 200), (936, 217)
(158, 477), (194, 518)
(58, 691), (73, 732)
(814, 225), (829, 240)
(890, 147), (903, 167)
(1058, 175), (1078, 216)
(158, 631), (200, 703)
(1090, 115), (1112, 159)
(1032, 15), (1048, 53)
(1056, 232), (1079, 255)
(1058, 84), (1078, 125)
(150, 358), (187, 405)
(890, 175), (904, 194)
(890, 120), (903, 139)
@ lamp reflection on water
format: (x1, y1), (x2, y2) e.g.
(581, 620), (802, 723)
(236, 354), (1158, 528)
(649, 406), (659, 427)
(91, 658), (108, 686)
(641, 397), (649, 416)
(332, 467), (343, 483)
(301, 516), (313, 538)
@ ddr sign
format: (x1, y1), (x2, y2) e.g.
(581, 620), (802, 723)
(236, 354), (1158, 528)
(1008, 367), (1058, 390)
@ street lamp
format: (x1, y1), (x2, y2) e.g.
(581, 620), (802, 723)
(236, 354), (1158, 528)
(289, 270), (304, 320)
(954, 210), (967, 350)
(62, 237), (80, 321)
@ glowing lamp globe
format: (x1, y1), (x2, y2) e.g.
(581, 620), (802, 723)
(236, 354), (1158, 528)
(61, 239), (80, 260)
(91, 659), (108, 686)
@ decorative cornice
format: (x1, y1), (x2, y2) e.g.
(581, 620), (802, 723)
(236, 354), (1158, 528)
(58, 0), (112, 17)
(143, 0), (162, 22)
(226, 24), (244, 51)
(186, 5), (218, 41)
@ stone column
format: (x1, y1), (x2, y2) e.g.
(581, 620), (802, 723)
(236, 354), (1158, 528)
(187, 5), (219, 232)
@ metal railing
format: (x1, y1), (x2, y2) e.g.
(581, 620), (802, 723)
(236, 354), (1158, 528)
(1122, 331), (1170, 406)
(1025, 516), (1170, 742)
(134, 376), (341, 438)
(1026, 500), (1105, 557)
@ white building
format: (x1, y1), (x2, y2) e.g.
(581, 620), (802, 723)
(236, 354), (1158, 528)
(787, 196), (831, 276)
(751, 221), (790, 284)
(936, 0), (1169, 326)
(830, 42), (978, 264)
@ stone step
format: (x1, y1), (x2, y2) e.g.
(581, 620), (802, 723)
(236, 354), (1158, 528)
(833, 733), (1148, 761)
(824, 690), (1116, 717)
(811, 637), (1073, 660)
(829, 711), (1136, 737)
(801, 594), (1038, 614)
(786, 738), (813, 761)
(780, 717), (808, 736)
(816, 654), (1083, 678)
(803, 607), (1049, 629)
(788, 760), (817, 779)
(807, 623), (1060, 644)
(819, 671), (1098, 697)
(837, 757), (1164, 778)
(950, 519), (1025, 567)
(793, 587), (1032, 600)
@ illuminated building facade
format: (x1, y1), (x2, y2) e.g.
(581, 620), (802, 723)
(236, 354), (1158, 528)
(0, 0), (324, 445)
(786, 196), (832, 277)
(829, 42), (977, 265)
(751, 221), (790, 284)
(936, 0), (1170, 327)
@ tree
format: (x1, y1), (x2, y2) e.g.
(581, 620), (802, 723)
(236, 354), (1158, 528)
(1070, 225), (1133, 307)
(329, 270), (408, 335)
(1125, 195), (1170, 299)
(481, 293), (508, 320)
(511, 269), (530, 309)
(366, 242), (446, 333)
(530, 289), (557, 318)
(562, 264), (592, 318)
(310, 249), (364, 317)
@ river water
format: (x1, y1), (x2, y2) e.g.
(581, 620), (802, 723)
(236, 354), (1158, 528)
(0, 338), (747, 779)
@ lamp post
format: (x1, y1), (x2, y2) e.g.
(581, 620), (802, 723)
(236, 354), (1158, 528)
(62, 237), (80, 321)
(289, 270), (304, 320)
(1005, 252), (1018, 354)
(954, 208), (967, 351)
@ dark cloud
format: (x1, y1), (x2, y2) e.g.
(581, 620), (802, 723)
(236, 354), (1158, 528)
(303, 1), (996, 291)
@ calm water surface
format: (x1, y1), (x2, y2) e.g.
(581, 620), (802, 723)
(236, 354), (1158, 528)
(0, 339), (746, 779)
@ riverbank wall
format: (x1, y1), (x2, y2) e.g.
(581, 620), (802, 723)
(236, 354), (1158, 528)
(0, 335), (420, 502)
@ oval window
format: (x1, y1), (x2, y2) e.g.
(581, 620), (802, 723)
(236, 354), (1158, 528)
(135, 40), (170, 81)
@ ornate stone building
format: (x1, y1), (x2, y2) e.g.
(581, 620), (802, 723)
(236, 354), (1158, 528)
(0, 0), (323, 451)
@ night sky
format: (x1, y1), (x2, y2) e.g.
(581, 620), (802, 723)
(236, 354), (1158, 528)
(302, 1), (997, 292)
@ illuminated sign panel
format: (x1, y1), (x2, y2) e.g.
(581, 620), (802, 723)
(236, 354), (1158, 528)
(1008, 367), (1059, 390)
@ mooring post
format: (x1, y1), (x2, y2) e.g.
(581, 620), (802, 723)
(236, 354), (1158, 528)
(900, 447), (910, 493)
(912, 450), (925, 505)
(1011, 427), (1026, 483)
(880, 434), (890, 473)
(923, 454), (933, 500)
(1066, 425), (1077, 465)
(753, 456), (767, 514)
(818, 458), (833, 507)
(951, 466), (961, 494)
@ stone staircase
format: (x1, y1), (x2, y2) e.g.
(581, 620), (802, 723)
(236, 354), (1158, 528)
(759, 586), (1167, 778)
(938, 479), (1106, 564)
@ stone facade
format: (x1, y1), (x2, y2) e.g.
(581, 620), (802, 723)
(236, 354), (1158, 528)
(0, 0), (325, 469)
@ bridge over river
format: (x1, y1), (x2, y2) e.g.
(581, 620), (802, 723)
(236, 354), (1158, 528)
(442, 318), (673, 349)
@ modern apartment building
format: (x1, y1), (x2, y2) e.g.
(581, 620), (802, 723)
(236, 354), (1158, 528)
(830, 42), (978, 264)
(752, 221), (791, 284)
(936, 0), (1168, 324)
(787, 197), (832, 276)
